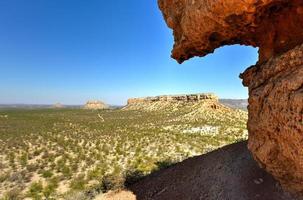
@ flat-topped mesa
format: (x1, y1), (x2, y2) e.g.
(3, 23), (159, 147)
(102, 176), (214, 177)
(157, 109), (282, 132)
(158, 0), (303, 194)
(84, 100), (108, 110)
(127, 93), (218, 105)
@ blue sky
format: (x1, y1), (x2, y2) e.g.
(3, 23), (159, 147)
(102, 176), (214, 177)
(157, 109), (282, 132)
(0, 0), (258, 105)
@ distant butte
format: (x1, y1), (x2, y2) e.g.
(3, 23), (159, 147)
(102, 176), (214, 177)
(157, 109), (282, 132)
(84, 100), (108, 110)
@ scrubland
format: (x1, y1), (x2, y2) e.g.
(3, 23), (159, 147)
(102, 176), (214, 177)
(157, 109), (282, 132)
(0, 106), (247, 199)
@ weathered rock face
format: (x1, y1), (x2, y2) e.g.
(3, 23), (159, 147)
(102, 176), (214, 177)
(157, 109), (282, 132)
(84, 100), (108, 110)
(241, 44), (303, 192)
(158, 0), (303, 193)
(158, 0), (303, 63)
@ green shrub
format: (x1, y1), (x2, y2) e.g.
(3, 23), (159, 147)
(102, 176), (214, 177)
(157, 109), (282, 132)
(27, 181), (43, 200)
(4, 187), (21, 200)
(26, 163), (39, 172)
(70, 174), (86, 191)
(19, 153), (28, 167)
(87, 168), (101, 180)
(8, 152), (15, 168)
(42, 170), (53, 178)
(49, 176), (59, 188)
(42, 182), (56, 198)
(0, 173), (9, 182)
(62, 166), (72, 178)
(33, 149), (42, 157)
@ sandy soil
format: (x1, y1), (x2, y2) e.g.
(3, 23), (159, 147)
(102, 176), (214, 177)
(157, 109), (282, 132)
(95, 190), (136, 200)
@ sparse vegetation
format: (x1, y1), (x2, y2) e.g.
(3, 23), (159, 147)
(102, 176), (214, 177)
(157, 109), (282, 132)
(0, 107), (247, 199)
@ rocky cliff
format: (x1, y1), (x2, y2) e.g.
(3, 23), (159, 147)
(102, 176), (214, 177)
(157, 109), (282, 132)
(84, 100), (108, 110)
(127, 93), (217, 104)
(125, 93), (221, 111)
(242, 44), (303, 192)
(158, 0), (303, 193)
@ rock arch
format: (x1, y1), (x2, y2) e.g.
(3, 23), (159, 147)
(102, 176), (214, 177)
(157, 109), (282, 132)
(158, 0), (303, 193)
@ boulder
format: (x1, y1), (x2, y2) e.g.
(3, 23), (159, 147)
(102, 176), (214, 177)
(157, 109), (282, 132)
(158, 0), (303, 193)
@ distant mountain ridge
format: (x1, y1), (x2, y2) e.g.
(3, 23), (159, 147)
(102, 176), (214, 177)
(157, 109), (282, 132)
(0, 104), (81, 109)
(219, 99), (248, 111)
(0, 104), (121, 110)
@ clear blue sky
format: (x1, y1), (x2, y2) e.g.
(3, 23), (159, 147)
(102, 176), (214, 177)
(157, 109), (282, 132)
(0, 0), (258, 105)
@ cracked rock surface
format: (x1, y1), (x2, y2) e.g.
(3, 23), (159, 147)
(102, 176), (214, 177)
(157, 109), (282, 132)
(158, 0), (303, 193)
